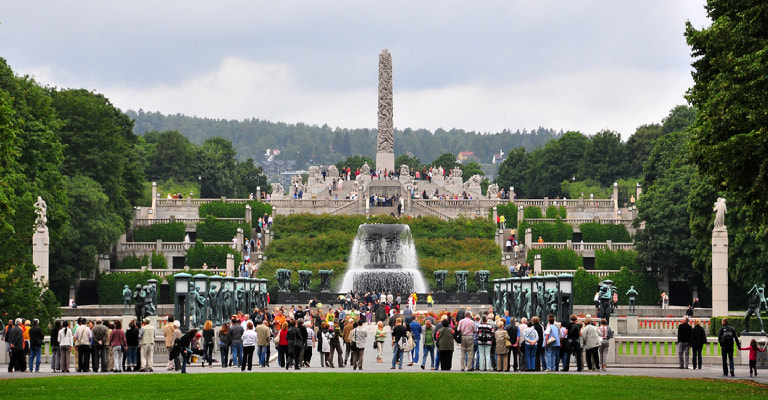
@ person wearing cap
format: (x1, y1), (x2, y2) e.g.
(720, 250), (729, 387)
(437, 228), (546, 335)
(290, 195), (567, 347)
(138, 318), (155, 372)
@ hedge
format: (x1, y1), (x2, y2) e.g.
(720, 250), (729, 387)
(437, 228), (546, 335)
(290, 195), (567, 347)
(258, 260), (346, 294)
(197, 215), (251, 242)
(526, 248), (581, 270)
(579, 222), (631, 242)
(708, 315), (767, 336)
(116, 255), (149, 270)
(518, 220), (573, 244)
(133, 222), (185, 242)
(97, 271), (161, 305)
(572, 267), (658, 306)
(545, 205), (567, 219)
(264, 231), (355, 263)
(198, 200), (272, 229)
(523, 206), (543, 219)
(185, 241), (242, 269)
(595, 249), (638, 271)
(495, 203), (518, 229)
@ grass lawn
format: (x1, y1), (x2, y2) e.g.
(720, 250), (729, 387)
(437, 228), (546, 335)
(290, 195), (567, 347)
(3, 373), (767, 399)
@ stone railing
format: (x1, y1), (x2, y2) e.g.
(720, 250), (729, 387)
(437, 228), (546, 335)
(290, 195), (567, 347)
(412, 201), (452, 220)
(107, 268), (228, 277)
(330, 200), (360, 215)
(134, 217), (245, 227)
(528, 242), (635, 252)
(540, 269), (619, 278)
(525, 218), (630, 225)
(613, 336), (730, 365)
(119, 241), (233, 253)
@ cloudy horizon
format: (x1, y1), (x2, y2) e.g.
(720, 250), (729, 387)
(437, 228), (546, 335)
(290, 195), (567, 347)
(1, 1), (710, 138)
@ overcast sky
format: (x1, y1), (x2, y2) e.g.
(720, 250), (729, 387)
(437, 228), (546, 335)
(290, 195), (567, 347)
(1, 1), (710, 139)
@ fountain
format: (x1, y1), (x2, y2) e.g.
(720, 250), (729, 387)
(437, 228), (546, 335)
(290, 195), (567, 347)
(340, 224), (428, 294)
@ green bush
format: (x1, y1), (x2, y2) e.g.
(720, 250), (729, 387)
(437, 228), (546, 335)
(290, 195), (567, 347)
(545, 206), (558, 218)
(199, 202), (246, 218)
(580, 222), (631, 242)
(151, 252), (168, 269)
(573, 268), (601, 305)
(185, 241), (241, 269)
(264, 231), (355, 263)
(526, 248), (581, 270)
(116, 255), (149, 270)
(250, 201), (273, 222)
(97, 271), (160, 305)
(709, 317), (746, 336)
(572, 267), (658, 306)
(558, 206), (567, 219)
(133, 222), (185, 242)
(197, 215), (251, 242)
(518, 219), (573, 244)
(495, 203), (518, 229)
(524, 206), (543, 219)
(595, 249), (638, 271)
(416, 238), (499, 262)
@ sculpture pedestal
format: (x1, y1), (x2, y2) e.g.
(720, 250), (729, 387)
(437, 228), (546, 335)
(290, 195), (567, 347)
(376, 152), (394, 175)
(32, 228), (49, 283)
(625, 314), (638, 335)
(711, 229), (728, 317)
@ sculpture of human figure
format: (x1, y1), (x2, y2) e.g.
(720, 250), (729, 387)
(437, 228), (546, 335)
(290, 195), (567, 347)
(455, 271), (468, 293)
(208, 284), (220, 325)
(513, 284), (522, 319)
(434, 270), (447, 293)
(188, 286), (198, 328)
(220, 284), (233, 321)
(626, 286), (639, 315)
(536, 283), (545, 318)
(522, 288), (531, 320)
(195, 286), (207, 327)
(319, 270), (333, 292)
(236, 285), (246, 314)
(144, 283), (157, 316)
(744, 284), (766, 334)
(713, 197), (727, 230)
(134, 284), (145, 322)
(122, 285), (132, 314)
(493, 285), (502, 311)
(33, 196), (47, 230)
(475, 270), (490, 292)
(298, 270), (312, 292)
(501, 289), (509, 314)
(545, 288), (558, 317)
(598, 284), (614, 324)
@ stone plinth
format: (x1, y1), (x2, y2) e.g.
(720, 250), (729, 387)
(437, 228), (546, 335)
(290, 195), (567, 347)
(626, 314), (639, 335)
(32, 228), (49, 283)
(740, 334), (768, 369)
(711, 229), (728, 317)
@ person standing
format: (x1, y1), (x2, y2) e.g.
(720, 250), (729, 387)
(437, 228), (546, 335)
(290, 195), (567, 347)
(522, 320), (538, 371)
(91, 319), (108, 373)
(28, 319), (44, 373)
(74, 318), (91, 372)
(739, 339), (768, 377)
(229, 317), (244, 368)
(286, 320), (303, 370)
(476, 315), (494, 371)
(390, 317), (407, 369)
(677, 316), (692, 369)
(436, 319), (454, 371)
(342, 317), (354, 367)
(7, 319), (25, 372)
(50, 320), (61, 373)
(717, 318), (740, 377)
(163, 317), (176, 371)
(494, 319), (510, 372)
(564, 315), (582, 372)
(597, 318), (612, 371)
(690, 319), (707, 370)
(409, 317), (422, 366)
(110, 320), (126, 373)
(125, 321), (139, 372)
(374, 321), (387, 363)
(138, 318), (155, 372)
(242, 322), (257, 371)
(218, 323), (231, 368)
(58, 321), (73, 373)
(456, 311), (477, 371)
(582, 315), (601, 372)
(201, 320), (214, 367)
(544, 314), (561, 372)
(505, 317), (519, 372)
(255, 319), (271, 367)
(420, 320), (435, 370)
(350, 320), (367, 370)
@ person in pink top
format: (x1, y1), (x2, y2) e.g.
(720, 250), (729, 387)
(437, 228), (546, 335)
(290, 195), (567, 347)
(739, 339), (767, 377)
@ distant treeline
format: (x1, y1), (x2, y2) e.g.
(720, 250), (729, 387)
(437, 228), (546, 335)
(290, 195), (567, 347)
(126, 109), (561, 168)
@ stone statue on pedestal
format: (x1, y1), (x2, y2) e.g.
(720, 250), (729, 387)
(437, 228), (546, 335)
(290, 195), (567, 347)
(545, 288), (558, 317)
(236, 285), (246, 313)
(319, 270), (333, 292)
(144, 283), (157, 316)
(493, 285), (502, 311)
(298, 270), (312, 292)
(522, 287), (531, 319)
(34, 196), (47, 231)
(626, 286), (639, 315)
(502, 289), (510, 314)
(194, 286), (207, 328)
(535, 283), (545, 318)
(134, 284), (145, 322)
(221, 284), (233, 321)
(275, 269), (292, 292)
(744, 284), (766, 334)
(434, 270), (448, 293)
(455, 270), (468, 293)
(713, 197), (727, 231)
(598, 283), (616, 324)
(122, 285), (132, 314)
(475, 270), (490, 292)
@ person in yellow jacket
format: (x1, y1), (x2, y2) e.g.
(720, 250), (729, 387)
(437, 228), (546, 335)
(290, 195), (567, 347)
(426, 293), (434, 309)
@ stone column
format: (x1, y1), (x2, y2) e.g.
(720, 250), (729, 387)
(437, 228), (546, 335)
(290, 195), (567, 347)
(533, 254), (542, 275)
(226, 253), (235, 277)
(712, 228), (729, 317)
(32, 228), (49, 283)
(375, 49), (394, 173)
(151, 182), (157, 219)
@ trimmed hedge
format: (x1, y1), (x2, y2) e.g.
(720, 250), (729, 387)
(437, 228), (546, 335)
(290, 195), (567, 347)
(545, 205), (567, 219)
(579, 222), (631, 242)
(523, 206), (543, 219)
(595, 249), (638, 271)
(98, 271), (161, 305)
(197, 215), (251, 242)
(518, 219), (573, 244)
(526, 248), (581, 270)
(495, 203), (518, 229)
(198, 200), (272, 229)
(133, 222), (185, 242)
(116, 255), (148, 270)
(185, 240), (242, 269)
(572, 267), (658, 306)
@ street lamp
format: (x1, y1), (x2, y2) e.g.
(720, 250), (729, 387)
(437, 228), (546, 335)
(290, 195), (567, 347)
(173, 273), (191, 332)
(557, 274), (573, 323)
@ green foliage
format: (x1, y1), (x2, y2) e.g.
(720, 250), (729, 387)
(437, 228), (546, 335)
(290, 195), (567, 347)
(265, 231), (355, 263)
(133, 222), (186, 242)
(185, 241), (241, 269)
(523, 206), (543, 219)
(708, 317), (759, 336)
(495, 203), (518, 229)
(395, 154), (422, 172)
(197, 215), (251, 242)
(97, 271), (160, 305)
(151, 252), (168, 269)
(461, 161), (485, 178)
(116, 255), (149, 270)
(0, 263), (61, 327)
(559, 179), (611, 199)
(335, 155), (375, 172)
(250, 201), (273, 222)
(594, 249), (638, 271)
(197, 137), (237, 198)
(199, 202), (247, 218)
(518, 220), (573, 244)
(572, 267), (658, 306)
(577, 130), (626, 187)
(579, 222), (631, 242)
(416, 239), (499, 262)
(429, 153), (459, 171)
(573, 268), (600, 305)
(525, 248), (581, 270)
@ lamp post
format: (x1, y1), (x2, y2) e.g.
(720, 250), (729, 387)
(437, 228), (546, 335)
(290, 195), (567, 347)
(557, 274), (573, 323)
(192, 274), (209, 325)
(174, 273), (191, 332)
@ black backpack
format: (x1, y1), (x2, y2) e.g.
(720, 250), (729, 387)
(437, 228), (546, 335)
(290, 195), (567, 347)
(478, 325), (494, 344)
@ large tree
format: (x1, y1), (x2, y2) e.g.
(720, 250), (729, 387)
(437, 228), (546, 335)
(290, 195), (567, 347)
(197, 137), (238, 198)
(142, 130), (197, 182)
(577, 130), (627, 187)
(685, 0), (768, 230)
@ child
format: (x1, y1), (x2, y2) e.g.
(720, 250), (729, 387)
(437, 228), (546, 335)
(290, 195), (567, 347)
(739, 339), (767, 377)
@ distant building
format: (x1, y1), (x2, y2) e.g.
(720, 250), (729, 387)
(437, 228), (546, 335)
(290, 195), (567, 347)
(259, 160), (296, 175)
(491, 149), (506, 164)
(457, 151), (476, 163)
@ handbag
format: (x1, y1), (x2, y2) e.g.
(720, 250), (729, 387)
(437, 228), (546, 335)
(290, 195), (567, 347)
(452, 329), (462, 344)
(547, 336), (556, 345)
(505, 338), (513, 348)
(273, 331), (280, 345)
(372, 341), (378, 350)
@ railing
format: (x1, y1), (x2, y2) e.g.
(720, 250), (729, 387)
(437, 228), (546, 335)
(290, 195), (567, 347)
(330, 200), (359, 215)
(540, 269), (619, 278)
(412, 201), (452, 220)
(614, 336), (727, 364)
(528, 242), (635, 251)
(119, 242), (234, 252)
(134, 217), (245, 227)
(525, 218), (630, 225)
(107, 268), (227, 277)
(637, 317), (711, 332)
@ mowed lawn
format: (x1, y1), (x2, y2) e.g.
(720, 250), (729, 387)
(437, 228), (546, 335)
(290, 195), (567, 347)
(3, 373), (767, 399)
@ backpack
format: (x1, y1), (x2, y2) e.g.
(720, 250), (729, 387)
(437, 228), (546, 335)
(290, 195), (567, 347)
(398, 335), (408, 350)
(606, 326), (614, 339)
(453, 329), (462, 344)
(478, 325), (493, 344)
(720, 326), (735, 345)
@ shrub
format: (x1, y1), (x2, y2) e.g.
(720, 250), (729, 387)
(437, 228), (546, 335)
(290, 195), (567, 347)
(518, 220), (573, 244)
(197, 215), (251, 242)
(573, 268), (601, 305)
(416, 238), (499, 263)
(199, 202), (246, 218)
(545, 206), (558, 218)
(572, 267), (658, 306)
(133, 222), (185, 242)
(580, 222), (631, 242)
(116, 255), (149, 270)
(495, 203), (518, 229)
(595, 249), (638, 271)
(526, 248), (581, 270)
(97, 271), (160, 305)
(523, 206), (543, 219)
(185, 240), (241, 269)
(151, 252), (168, 269)
(709, 317), (748, 336)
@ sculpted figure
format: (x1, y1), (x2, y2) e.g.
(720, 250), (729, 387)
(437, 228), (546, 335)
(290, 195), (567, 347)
(475, 270), (490, 292)
(400, 164), (411, 179)
(319, 270), (334, 292)
(327, 165), (339, 179)
(194, 286), (207, 327)
(487, 184), (499, 199)
(236, 285), (246, 313)
(133, 284), (145, 322)
(34, 196), (47, 230)
(220, 284), (233, 321)
(122, 285), (132, 314)
(275, 268), (292, 292)
(144, 283), (157, 316)
(713, 197), (727, 231)
(208, 284), (220, 324)
(455, 270), (468, 293)
(522, 288), (531, 320)
(626, 286), (639, 315)
(270, 182), (285, 197)
(598, 283), (616, 324)
(493, 285), (502, 311)
(298, 270), (312, 292)
(744, 284), (766, 334)
(434, 270), (448, 293)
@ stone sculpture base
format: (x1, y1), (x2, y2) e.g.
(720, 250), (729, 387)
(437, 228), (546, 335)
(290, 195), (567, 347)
(376, 152), (394, 175)
(711, 229), (728, 317)
(277, 292), (488, 306)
